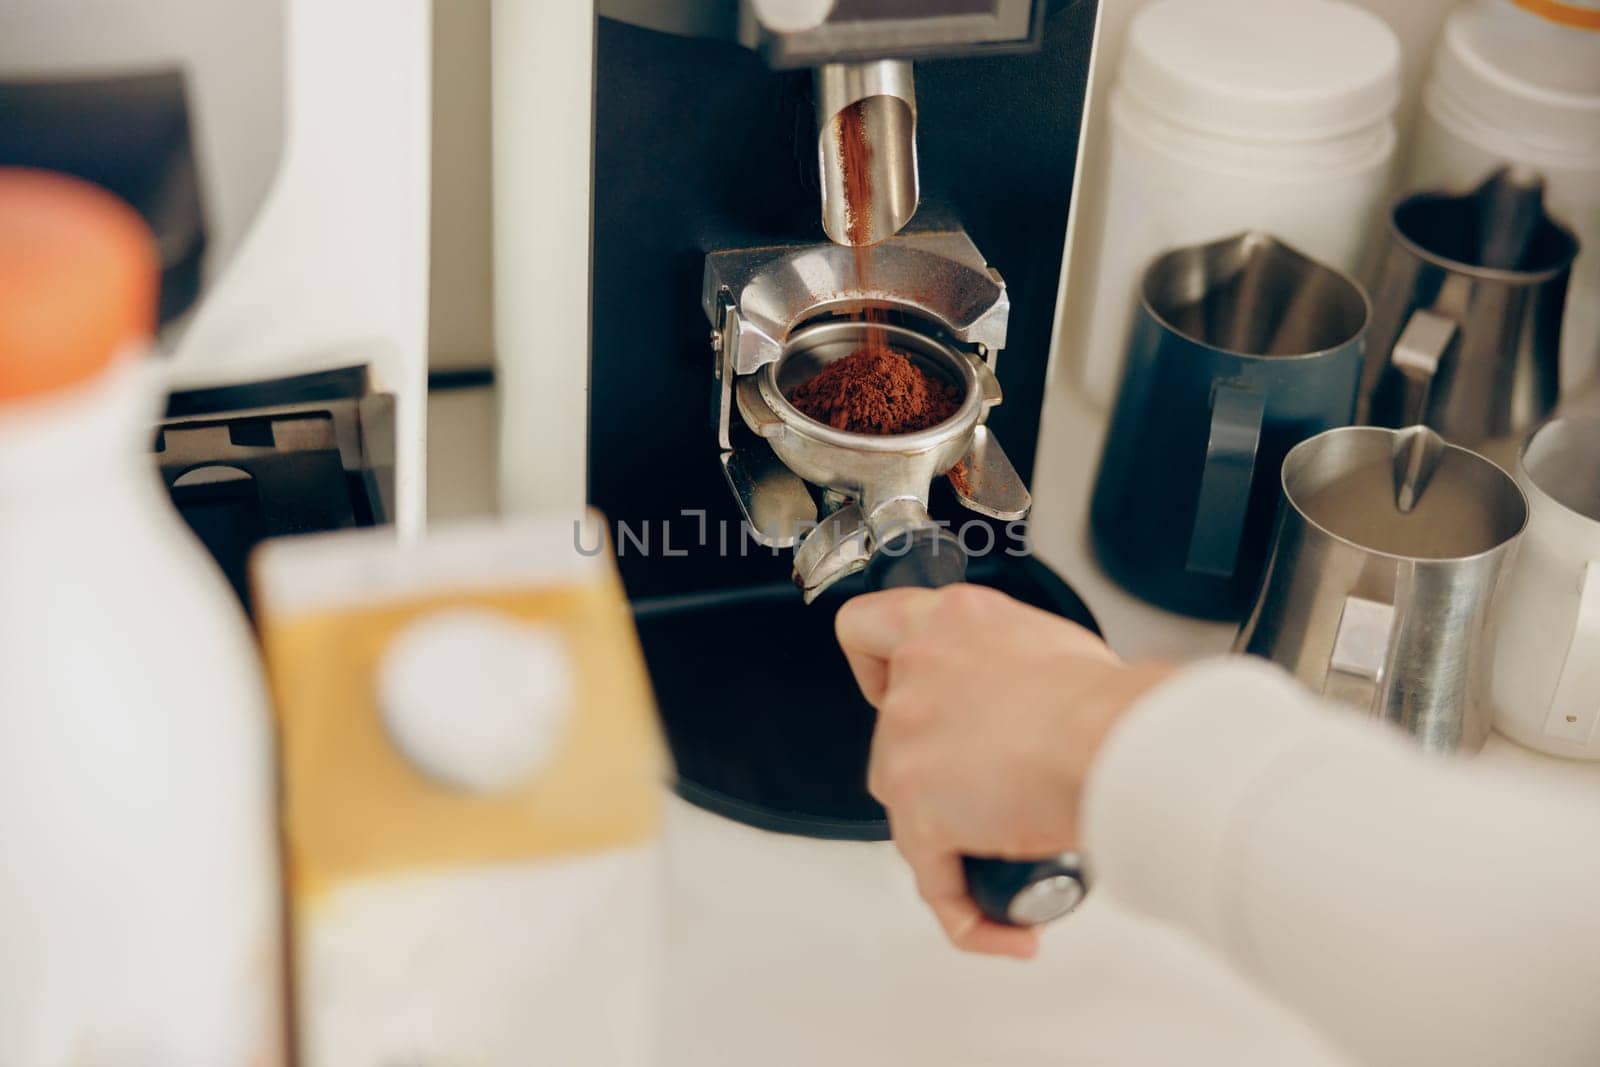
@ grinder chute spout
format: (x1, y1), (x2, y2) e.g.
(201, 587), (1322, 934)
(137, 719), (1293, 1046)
(816, 60), (919, 247)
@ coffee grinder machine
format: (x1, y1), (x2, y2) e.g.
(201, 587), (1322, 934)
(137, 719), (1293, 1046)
(496, 0), (1101, 925)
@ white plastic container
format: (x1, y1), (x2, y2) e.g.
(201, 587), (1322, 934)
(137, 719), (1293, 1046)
(1076, 0), (1401, 408)
(0, 171), (283, 1065)
(1407, 0), (1600, 393)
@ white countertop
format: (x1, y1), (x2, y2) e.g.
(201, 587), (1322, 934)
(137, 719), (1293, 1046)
(658, 796), (1349, 1067)
(658, 379), (1600, 1067)
(427, 376), (1600, 1066)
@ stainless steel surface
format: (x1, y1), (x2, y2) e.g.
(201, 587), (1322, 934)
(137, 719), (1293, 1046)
(816, 60), (918, 246)
(861, 496), (945, 552)
(949, 426), (1029, 521)
(792, 502), (873, 600)
(1387, 308), (1456, 428)
(703, 229), (1008, 376)
(721, 442), (820, 548)
(1008, 873), (1087, 927)
(1362, 167), (1580, 446)
(711, 289), (739, 450)
(1144, 231), (1371, 361)
(1391, 419), (1447, 515)
(1323, 596), (1397, 715)
(1236, 425), (1528, 753)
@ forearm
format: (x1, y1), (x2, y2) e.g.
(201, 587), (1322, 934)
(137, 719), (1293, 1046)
(1083, 658), (1600, 1067)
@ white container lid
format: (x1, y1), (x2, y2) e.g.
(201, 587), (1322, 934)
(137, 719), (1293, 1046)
(1432, 1), (1600, 159)
(1119, 0), (1401, 143)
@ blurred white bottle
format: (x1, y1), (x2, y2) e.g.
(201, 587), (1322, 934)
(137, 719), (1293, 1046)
(1408, 0), (1600, 394)
(0, 169), (284, 1066)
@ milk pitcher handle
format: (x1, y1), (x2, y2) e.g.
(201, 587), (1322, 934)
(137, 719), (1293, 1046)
(1545, 561), (1600, 743)
(1187, 383), (1264, 578)
(1324, 595), (1398, 713)
(1390, 309), (1458, 427)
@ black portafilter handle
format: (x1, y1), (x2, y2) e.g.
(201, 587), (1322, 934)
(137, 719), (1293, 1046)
(864, 526), (1090, 928)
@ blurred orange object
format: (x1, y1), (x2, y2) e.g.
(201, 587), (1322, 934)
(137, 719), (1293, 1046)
(0, 167), (159, 402)
(1512, 0), (1600, 30)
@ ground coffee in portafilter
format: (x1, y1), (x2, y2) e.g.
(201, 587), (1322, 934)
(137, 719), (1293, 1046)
(788, 347), (961, 435)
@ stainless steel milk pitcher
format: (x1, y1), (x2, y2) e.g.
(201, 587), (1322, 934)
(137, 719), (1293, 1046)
(1361, 167), (1580, 446)
(1237, 425), (1528, 753)
(1091, 232), (1369, 620)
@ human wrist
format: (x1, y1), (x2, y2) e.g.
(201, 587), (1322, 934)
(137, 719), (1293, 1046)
(1074, 661), (1177, 775)
(1051, 659), (1179, 832)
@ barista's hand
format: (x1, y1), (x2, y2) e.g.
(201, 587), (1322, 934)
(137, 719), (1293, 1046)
(836, 585), (1174, 959)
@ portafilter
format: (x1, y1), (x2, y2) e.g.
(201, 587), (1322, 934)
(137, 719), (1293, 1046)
(739, 319), (1024, 597)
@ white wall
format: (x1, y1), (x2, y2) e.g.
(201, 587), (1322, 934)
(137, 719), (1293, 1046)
(490, 0), (596, 517)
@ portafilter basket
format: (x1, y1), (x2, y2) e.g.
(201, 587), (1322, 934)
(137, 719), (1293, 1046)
(737, 320), (992, 597)
(757, 321), (982, 504)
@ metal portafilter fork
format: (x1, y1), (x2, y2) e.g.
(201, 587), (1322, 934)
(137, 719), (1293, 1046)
(736, 318), (1088, 927)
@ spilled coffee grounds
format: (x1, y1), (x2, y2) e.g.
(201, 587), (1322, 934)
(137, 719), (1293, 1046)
(788, 348), (962, 435)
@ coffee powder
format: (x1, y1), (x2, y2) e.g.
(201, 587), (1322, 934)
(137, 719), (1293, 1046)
(788, 347), (961, 435)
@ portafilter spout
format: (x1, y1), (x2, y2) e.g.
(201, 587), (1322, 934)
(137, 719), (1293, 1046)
(816, 60), (919, 247)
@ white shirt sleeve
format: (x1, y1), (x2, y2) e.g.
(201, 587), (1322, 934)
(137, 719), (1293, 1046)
(1082, 657), (1600, 1067)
